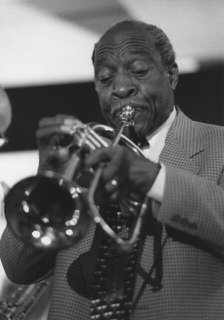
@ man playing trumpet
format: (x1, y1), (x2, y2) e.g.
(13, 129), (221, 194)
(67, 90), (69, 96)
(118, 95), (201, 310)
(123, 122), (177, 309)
(1, 20), (224, 320)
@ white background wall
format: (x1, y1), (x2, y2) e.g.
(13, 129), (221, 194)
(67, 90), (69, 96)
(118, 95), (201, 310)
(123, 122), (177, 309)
(1, 0), (224, 87)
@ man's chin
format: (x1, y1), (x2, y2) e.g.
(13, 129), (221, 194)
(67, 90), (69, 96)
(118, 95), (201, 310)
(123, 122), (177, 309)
(132, 123), (147, 138)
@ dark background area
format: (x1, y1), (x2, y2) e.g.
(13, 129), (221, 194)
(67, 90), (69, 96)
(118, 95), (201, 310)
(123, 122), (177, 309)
(2, 63), (224, 152)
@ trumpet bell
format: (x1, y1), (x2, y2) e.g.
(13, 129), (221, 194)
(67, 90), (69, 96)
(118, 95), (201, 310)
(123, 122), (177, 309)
(4, 175), (90, 249)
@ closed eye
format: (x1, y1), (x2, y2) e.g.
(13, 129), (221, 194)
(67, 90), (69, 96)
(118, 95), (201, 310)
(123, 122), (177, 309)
(132, 69), (148, 76)
(98, 74), (114, 86)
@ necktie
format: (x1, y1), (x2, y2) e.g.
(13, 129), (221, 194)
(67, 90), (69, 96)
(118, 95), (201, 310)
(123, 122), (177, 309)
(137, 137), (149, 149)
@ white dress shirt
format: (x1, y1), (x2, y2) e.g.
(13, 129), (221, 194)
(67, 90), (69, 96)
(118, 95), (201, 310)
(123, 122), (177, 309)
(141, 107), (177, 202)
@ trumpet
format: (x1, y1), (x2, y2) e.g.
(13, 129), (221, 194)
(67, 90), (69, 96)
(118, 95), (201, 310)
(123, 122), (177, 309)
(4, 106), (148, 252)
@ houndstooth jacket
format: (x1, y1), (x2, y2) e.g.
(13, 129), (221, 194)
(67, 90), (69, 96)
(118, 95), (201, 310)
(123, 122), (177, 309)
(1, 108), (224, 320)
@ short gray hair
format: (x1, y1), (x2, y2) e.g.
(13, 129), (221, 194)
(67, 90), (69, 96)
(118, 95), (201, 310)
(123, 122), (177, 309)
(92, 20), (176, 71)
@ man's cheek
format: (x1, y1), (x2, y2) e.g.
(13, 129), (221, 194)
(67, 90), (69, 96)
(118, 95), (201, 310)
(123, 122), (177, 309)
(134, 115), (153, 135)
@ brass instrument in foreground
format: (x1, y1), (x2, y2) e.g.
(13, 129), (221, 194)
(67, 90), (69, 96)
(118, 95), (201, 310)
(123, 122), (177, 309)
(0, 197), (51, 320)
(4, 106), (148, 252)
(0, 278), (51, 320)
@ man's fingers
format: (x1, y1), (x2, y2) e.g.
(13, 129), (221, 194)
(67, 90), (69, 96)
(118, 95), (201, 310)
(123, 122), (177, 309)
(36, 125), (74, 140)
(105, 178), (119, 193)
(85, 147), (115, 167)
(37, 115), (84, 148)
(38, 114), (81, 126)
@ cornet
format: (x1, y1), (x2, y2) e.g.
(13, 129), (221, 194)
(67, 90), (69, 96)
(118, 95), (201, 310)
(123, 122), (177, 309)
(4, 106), (149, 252)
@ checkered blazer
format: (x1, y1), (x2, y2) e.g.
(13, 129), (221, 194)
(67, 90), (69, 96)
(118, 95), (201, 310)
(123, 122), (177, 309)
(1, 108), (224, 320)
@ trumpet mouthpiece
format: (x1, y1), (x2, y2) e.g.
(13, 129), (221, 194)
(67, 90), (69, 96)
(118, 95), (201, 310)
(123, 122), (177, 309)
(118, 106), (136, 126)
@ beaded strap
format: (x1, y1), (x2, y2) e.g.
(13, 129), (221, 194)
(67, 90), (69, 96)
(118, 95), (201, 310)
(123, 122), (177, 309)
(90, 205), (141, 320)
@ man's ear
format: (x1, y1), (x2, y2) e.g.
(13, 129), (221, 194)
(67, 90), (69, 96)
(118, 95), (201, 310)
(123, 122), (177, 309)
(167, 63), (179, 90)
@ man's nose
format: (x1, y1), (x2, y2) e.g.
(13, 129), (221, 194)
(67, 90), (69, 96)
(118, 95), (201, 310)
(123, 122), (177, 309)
(112, 73), (137, 99)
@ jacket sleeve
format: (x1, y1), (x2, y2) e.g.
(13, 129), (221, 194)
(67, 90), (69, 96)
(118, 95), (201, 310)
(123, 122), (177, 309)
(152, 164), (224, 260)
(0, 226), (57, 284)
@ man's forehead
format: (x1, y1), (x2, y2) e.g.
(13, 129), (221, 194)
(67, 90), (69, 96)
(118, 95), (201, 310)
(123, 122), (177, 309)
(94, 29), (157, 64)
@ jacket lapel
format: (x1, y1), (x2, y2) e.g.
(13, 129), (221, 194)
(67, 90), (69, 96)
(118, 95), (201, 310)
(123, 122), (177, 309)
(159, 108), (204, 175)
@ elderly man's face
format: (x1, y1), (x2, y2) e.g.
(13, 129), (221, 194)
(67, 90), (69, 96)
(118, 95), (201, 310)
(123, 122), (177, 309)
(94, 26), (178, 138)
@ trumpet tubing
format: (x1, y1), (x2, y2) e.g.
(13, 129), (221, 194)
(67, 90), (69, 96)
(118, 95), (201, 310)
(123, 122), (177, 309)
(4, 106), (148, 252)
(0, 278), (51, 320)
